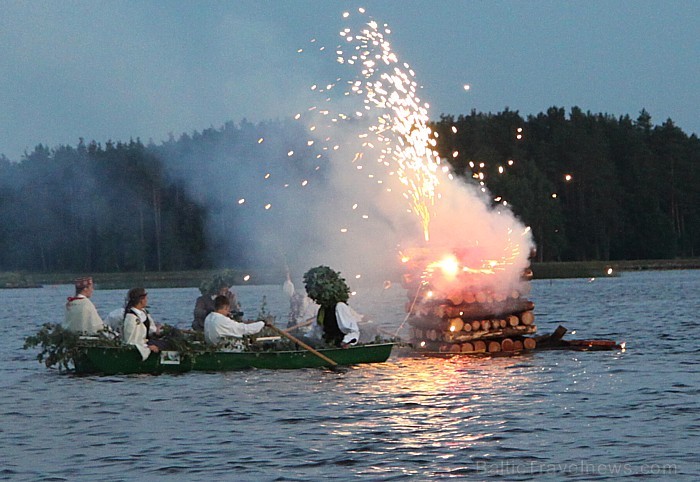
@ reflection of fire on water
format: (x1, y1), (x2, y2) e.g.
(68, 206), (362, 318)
(401, 246), (538, 354)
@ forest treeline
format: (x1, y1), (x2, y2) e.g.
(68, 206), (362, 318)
(1, 107), (698, 273)
(433, 107), (699, 261)
(0, 140), (207, 272)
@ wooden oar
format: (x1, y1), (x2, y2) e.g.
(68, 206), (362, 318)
(264, 322), (338, 367)
(282, 318), (315, 334)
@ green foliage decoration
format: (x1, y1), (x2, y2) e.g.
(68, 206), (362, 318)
(199, 269), (238, 295)
(23, 323), (120, 371)
(303, 265), (350, 307)
(23, 321), (297, 371)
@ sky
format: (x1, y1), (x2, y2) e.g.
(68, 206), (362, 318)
(1, 0), (698, 161)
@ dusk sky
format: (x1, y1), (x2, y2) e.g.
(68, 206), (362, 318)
(2, 0), (698, 161)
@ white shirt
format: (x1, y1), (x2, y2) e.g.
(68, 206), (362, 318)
(105, 308), (125, 333)
(121, 309), (157, 361)
(335, 302), (361, 345)
(204, 312), (265, 345)
(64, 295), (105, 335)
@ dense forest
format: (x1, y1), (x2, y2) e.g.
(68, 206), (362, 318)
(0, 140), (207, 272)
(1, 107), (698, 273)
(433, 108), (700, 262)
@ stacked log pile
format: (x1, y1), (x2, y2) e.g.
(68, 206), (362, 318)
(403, 249), (538, 355)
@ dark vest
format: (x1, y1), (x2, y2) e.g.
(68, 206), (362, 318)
(321, 304), (343, 346)
(129, 308), (151, 339)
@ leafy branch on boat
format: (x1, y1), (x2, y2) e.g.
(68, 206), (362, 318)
(23, 323), (119, 371)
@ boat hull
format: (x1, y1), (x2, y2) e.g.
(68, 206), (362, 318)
(75, 343), (395, 375)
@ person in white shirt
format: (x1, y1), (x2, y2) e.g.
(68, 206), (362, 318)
(64, 276), (106, 335)
(204, 295), (265, 346)
(104, 307), (125, 334)
(192, 281), (243, 331)
(121, 287), (162, 361)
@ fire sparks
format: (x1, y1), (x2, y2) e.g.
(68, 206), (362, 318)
(331, 12), (444, 241)
(427, 254), (460, 281)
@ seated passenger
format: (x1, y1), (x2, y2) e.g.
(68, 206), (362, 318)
(121, 287), (163, 360)
(64, 276), (106, 335)
(193, 280), (242, 331)
(105, 307), (125, 334)
(204, 295), (264, 346)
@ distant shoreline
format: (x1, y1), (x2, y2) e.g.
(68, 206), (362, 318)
(2, 259), (698, 289)
(530, 258), (700, 279)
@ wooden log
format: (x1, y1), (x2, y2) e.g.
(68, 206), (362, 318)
(510, 289), (521, 299)
(473, 340), (487, 352)
(463, 291), (476, 304)
(488, 341), (501, 353)
(499, 319), (507, 328)
(461, 342), (474, 353)
(551, 325), (567, 341)
(567, 339), (619, 348)
(508, 315), (519, 327)
(520, 310), (535, 326)
(416, 297), (535, 321)
(475, 291), (487, 303)
(433, 325), (537, 343)
(470, 320), (481, 331)
(448, 292), (463, 305)
(448, 317), (464, 333)
(449, 343), (461, 353)
(534, 325), (568, 347)
(501, 338), (514, 352)
(493, 291), (507, 302)
(463, 323), (472, 332)
(481, 320), (491, 331)
(513, 340), (524, 351)
(523, 338), (536, 350)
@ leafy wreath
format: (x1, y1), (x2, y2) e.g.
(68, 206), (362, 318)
(303, 265), (350, 307)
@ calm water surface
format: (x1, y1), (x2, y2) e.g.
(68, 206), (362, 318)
(1, 271), (698, 480)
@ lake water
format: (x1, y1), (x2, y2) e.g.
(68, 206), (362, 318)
(1, 271), (698, 480)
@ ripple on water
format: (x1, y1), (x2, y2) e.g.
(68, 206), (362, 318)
(2, 274), (700, 480)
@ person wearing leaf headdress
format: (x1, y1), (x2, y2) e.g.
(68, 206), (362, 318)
(192, 272), (242, 331)
(303, 266), (361, 347)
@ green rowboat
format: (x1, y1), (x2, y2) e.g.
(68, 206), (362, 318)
(73, 343), (395, 375)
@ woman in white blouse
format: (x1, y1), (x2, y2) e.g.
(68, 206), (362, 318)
(121, 287), (162, 361)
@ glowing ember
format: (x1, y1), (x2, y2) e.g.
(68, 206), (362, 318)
(427, 254), (460, 281)
(329, 13), (443, 241)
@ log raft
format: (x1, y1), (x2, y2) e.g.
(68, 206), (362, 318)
(411, 325), (622, 357)
(400, 250), (619, 358)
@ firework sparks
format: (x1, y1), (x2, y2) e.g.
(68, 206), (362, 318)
(326, 12), (445, 241)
